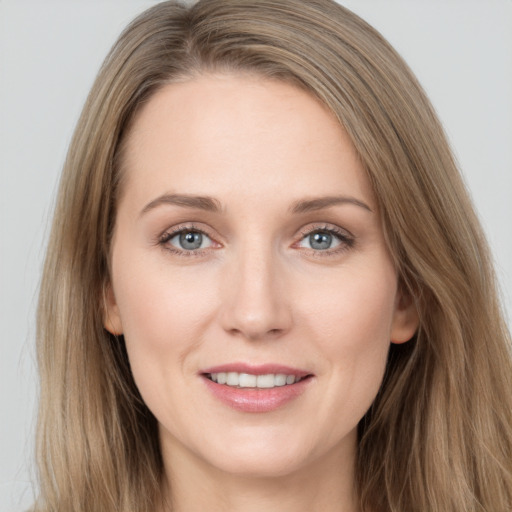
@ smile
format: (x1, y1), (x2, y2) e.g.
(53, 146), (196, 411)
(201, 364), (313, 413)
(207, 372), (304, 388)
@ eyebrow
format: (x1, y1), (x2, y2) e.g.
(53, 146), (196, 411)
(290, 196), (373, 214)
(140, 193), (372, 217)
(140, 194), (223, 216)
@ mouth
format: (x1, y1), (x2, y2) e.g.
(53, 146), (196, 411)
(205, 371), (309, 388)
(200, 364), (313, 412)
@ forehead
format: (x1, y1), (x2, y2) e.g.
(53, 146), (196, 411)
(119, 73), (374, 210)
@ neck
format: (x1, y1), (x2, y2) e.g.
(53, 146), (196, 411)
(160, 434), (360, 512)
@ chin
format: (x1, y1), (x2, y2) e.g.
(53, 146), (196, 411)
(192, 427), (353, 480)
(207, 450), (311, 479)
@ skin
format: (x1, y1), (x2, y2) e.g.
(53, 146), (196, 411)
(104, 73), (418, 512)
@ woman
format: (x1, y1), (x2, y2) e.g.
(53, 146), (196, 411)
(35, 1), (512, 511)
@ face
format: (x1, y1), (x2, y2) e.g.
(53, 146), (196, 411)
(105, 73), (417, 479)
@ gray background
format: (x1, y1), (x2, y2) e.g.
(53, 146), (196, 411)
(1, 1), (511, 510)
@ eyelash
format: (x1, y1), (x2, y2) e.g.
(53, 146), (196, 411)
(296, 224), (355, 256)
(157, 224), (217, 258)
(157, 223), (355, 258)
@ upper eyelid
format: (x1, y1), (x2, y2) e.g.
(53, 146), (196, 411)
(296, 222), (354, 239)
(160, 223), (215, 240)
(159, 222), (351, 237)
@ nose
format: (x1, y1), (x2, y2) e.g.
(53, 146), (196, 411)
(219, 243), (293, 341)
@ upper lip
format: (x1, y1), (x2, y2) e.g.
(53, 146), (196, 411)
(201, 363), (311, 378)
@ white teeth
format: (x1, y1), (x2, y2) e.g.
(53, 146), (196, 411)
(226, 372), (239, 386)
(239, 373), (257, 387)
(208, 372), (302, 388)
(256, 374), (275, 388)
(274, 374), (287, 387)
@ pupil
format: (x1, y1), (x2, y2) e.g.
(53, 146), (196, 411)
(180, 231), (202, 250)
(310, 232), (332, 250)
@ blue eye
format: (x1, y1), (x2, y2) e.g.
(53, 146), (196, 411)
(297, 228), (351, 252)
(309, 232), (337, 250)
(167, 230), (213, 251)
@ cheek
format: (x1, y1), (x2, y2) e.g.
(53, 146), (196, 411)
(114, 249), (216, 331)
(302, 261), (397, 344)
(110, 254), (220, 388)
(298, 261), (397, 406)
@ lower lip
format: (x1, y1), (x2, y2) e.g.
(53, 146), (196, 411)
(202, 376), (312, 413)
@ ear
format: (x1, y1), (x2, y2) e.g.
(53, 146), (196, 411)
(390, 287), (419, 344)
(102, 282), (123, 335)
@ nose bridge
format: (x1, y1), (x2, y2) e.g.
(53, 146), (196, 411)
(220, 235), (291, 340)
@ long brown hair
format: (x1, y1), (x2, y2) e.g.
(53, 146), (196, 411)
(35, 1), (512, 510)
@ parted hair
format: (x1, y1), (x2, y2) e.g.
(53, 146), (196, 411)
(35, 1), (512, 511)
